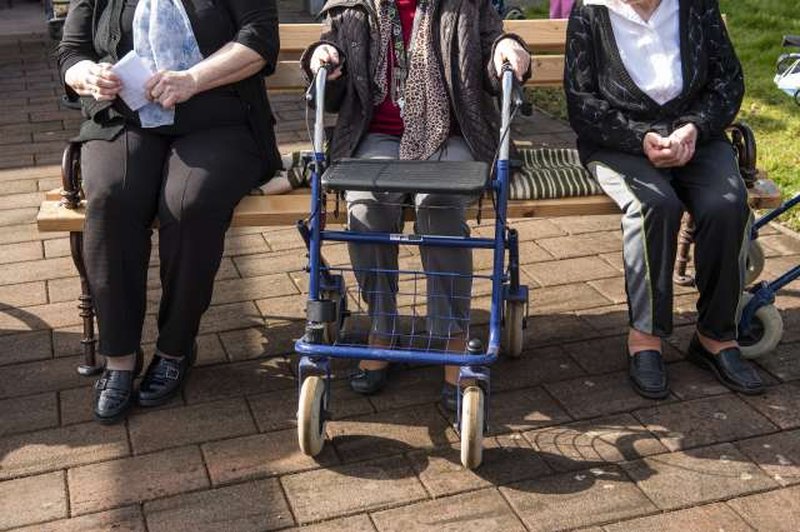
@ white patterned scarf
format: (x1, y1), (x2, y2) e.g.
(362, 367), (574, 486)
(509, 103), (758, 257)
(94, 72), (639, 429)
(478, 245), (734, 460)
(132, 0), (204, 128)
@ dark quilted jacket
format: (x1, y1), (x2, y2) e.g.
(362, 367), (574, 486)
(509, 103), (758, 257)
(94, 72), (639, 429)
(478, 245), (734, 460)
(565, 0), (744, 164)
(300, 0), (531, 163)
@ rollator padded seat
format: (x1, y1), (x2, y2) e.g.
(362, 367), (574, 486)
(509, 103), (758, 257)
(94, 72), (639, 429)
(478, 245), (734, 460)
(322, 159), (490, 195)
(509, 148), (604, 200)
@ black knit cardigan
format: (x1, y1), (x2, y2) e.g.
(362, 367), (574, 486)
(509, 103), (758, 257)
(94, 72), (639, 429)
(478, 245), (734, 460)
(564, 0), (745, 164)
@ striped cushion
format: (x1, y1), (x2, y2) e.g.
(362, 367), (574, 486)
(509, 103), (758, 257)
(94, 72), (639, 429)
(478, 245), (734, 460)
(510, 148), (603, 200)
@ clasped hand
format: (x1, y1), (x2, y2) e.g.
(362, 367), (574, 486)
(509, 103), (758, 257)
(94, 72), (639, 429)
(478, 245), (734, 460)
(643, 123), (699, 168)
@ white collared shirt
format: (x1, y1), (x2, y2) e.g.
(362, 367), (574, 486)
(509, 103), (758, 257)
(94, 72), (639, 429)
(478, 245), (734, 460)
(586, 0), (684, 105)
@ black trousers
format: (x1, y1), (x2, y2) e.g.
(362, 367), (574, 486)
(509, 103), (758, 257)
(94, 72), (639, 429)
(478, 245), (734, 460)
(588, 140), (751, 342)
(81, 124), (264, 357)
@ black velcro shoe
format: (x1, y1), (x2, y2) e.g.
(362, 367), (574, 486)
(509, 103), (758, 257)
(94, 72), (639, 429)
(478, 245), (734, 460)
(628, 349), (669, 399)
(93, 350), (143, 425)
(349, 367), (389, 395)
(137, 345), (197, 407)
(687, 335), (764, 395)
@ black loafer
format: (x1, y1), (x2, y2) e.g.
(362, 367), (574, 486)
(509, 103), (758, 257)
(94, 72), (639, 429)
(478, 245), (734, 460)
(93, 350), (143, 424)
(441, 383), (458, 412)
(687, 335), (764, 395)
(137, 345), (197, 407)
(628, 349), (669, 399)
(349, 367), (389, 395)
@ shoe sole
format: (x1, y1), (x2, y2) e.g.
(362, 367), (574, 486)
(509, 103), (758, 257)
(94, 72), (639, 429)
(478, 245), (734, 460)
(629, 375), (670, 400)
(93, 401), (134, 425)
(138, 350), (196, 407)
(687, 351), (764, 396)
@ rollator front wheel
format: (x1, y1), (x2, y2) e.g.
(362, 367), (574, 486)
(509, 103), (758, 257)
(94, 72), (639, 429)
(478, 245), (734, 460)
(321, 289), (347, 344)
(460, 386), (485, 469)
(738, 292), (784, 359)
(298, 375), (327, 456)
(745, 240), (766, 286)
(502, 301), (525, 358)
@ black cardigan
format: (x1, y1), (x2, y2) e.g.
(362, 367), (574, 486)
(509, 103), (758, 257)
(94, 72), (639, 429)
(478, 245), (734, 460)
(56, 0), (282, 180)
(564, 0), (745, 164)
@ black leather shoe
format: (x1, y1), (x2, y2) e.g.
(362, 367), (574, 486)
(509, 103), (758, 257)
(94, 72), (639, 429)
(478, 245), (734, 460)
(93, 350), (143, 425)
(441, 383), (458, 412)
(628, 349), (669, 399)
(687, 335), (764, 395)
(349, 366), (389, 395)
(137, 345), (197, 407)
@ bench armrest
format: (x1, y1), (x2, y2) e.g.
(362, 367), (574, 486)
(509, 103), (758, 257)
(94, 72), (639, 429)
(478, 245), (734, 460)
(60, 141), (83, 209)
(727, 122), (757, 188)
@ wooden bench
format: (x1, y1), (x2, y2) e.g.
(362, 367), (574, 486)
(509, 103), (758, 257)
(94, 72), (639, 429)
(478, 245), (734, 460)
(36, 19), (782, 374)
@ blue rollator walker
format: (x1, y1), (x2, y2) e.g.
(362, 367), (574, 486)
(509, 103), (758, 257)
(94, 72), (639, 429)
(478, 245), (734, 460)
(736, 35), (800, 359)
(294, 64), (529, 469)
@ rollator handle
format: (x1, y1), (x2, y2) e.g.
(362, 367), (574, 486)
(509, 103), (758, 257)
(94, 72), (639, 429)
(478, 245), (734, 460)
(500, 62), (532, 117)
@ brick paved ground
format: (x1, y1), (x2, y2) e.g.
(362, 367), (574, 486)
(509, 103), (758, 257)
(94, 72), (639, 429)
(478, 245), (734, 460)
(1, 20), (800, 532)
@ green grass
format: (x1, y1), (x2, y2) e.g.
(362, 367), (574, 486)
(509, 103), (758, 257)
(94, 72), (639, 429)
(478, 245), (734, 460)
(525, 1), (800, 228)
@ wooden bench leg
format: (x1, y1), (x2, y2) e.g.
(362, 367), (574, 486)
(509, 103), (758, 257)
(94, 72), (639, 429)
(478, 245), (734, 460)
(70, 231), (102, 376)
(674, 214), (695, 287)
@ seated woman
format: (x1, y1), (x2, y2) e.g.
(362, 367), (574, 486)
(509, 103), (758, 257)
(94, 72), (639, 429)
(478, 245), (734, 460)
(302, 0), (531, 406)
(57, 0), (281, 423)
(565, 0), (764, 398)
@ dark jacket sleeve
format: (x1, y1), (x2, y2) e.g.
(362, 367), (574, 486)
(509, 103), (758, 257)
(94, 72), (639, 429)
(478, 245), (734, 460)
(675, 0), (744, 142)
(480, 1), (532, 93)
(299, 11), (348, 114)
(228, 0), (280, 76)
(56, 0), (98, 98)
(564, 6), (656, 155)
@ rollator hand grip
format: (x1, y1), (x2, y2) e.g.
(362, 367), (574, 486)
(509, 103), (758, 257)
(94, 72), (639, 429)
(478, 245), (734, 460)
(501, 62), (532, 117)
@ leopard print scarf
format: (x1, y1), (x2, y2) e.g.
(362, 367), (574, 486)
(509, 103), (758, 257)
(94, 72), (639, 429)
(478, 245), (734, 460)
(373, 0), (450, 160)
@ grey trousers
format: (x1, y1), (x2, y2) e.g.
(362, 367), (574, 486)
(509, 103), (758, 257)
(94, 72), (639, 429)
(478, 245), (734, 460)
(588, 140), (751, 341)
(347, 133), (474, 338)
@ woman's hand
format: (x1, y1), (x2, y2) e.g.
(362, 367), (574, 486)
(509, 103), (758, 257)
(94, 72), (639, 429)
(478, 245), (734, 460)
(643, 132), (688, 168)
(309, 44), (343, 80)
(64, 60), (122, 101)
(145, 70), (200, 109)
(493, 38), (530, 82)
(669, 123), (698, 165)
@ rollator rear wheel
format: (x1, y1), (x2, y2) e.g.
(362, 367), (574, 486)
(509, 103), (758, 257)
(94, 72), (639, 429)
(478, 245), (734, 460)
(298, 376), (327, 456)
(502, 301), (525, 358)
(745, 240), (766, 286)
(738, 292), (784, 359)
(460, 386), (485, 469)
(321, 290), (347, 344)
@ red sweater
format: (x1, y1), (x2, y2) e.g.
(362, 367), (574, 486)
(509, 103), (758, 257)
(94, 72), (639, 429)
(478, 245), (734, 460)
(369, 0), (417, 136)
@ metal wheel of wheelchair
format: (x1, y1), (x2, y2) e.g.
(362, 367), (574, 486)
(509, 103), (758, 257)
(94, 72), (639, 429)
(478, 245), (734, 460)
(745, 240), (766, 286)
(502, 5), (525, 19)
(321, 289), (347, 344)
(502, 300), (525, 358)
(460, 386), (485, 469)
(298, 376), (327, 456)
(738, 292), (784, 359)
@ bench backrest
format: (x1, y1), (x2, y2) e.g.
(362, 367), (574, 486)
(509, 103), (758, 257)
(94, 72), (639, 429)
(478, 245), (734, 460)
(268, 19), (569, 90)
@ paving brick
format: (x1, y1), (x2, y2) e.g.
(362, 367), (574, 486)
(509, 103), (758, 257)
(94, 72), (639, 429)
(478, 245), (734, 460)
(193, 332), (228, 366)
(756, 343), (800, 383)
(184, 357), (295, 404)
(489, 386), (572, 434)
(409, 434), (551, 497)
(0, 300), (83, 334)
(665, 360), (734, 400)
(233, 250), (306, 278)
(603, 503), (752, 532)
(68, 446), (209, 515)
(735, 429), (800, 487)
(491, 345), (585, 392)
(576, 303), (630, 335)
(501, 465), (656, 532)
(202, 428), (338, 486)
(58, 385), (94, 426)
(371, 488), (525, 531)
(0, 256), (73, 285)
(634, 394), (777, 452)
(10, 506), (146, 532)
(285, 515), (376, 532)
(0, 391), (57, 437)
(328, 405), (456, 463)
(197, 301), (264, 335)
(622, 443), (777, 510)
(219, 323), (303, 361)
(0, 471), (67, 530)
(481, 218), (565, 241)
(0, 240), (41, 264)
(51, 325), (91, 358)
(42, 236), (70, 258)
(0, 280), (47, 307)
(561, 335), (682, 376)
(129, 398), (256, 455)
(524, 257), (618, 287)
(726, 485), (800, 532)
(759, 234), (800, 256)
(0, 421), (128, 480)
(530, 283), (612, 314)
(0, 329), (51, 365)
(550, 215), (621, 235)
(255, 293), (308, 323)
(365, 365), (447, 412)
(740, 382), (800, 430)
(45, 276), (80, 303)
(0, 207), (38, 227)
(524, 413), (668, 473)
(527, 312), (601, 347)
(210, 273), (299, 307)
(545, 371), (673, 420)
(280, 456), (427, 524)
(0, 355), (87, 398)
(144, 478), (293, 532)
(537, 232), (623, 260)
(262, 227), (306, 251)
